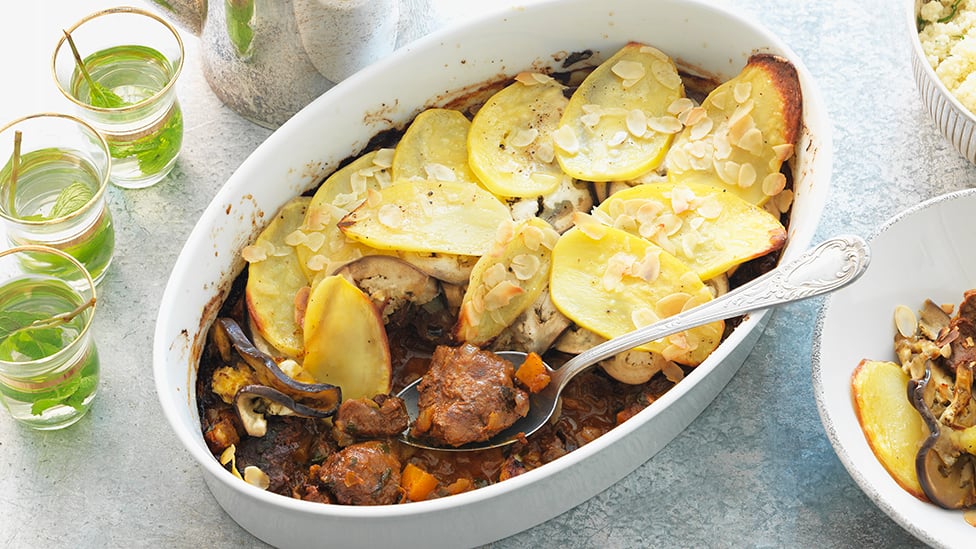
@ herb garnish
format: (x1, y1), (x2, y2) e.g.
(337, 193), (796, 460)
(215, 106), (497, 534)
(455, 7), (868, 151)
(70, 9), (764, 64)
(63, 29), (127, 109)
(919, 0), (965, 30)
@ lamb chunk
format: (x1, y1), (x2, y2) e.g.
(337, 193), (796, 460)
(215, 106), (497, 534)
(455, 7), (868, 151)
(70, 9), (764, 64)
(333, 394), (409, 446)
(317, 441), (401, 505)
(410, 343), (530, 447)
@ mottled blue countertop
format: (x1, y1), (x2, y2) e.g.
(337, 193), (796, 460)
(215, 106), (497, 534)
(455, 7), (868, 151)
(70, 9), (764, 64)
(0, 0), (956, 547)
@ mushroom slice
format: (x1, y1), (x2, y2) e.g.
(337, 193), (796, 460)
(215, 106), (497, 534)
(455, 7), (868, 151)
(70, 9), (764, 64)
(215, 317), (342, 410)
(335, 255), (439, 323)
(911, 364), (976, 509)
(235, 384), (339, 438)
(396, 251), (477, 286)
(489, 289), (570, 355)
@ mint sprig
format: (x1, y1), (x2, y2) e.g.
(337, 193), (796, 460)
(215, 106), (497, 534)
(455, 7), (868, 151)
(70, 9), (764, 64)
(63, 30), (127, 109)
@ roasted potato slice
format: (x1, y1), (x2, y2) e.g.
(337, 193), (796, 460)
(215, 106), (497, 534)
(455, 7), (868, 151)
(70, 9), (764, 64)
(392, 108), (480, 186)
(665, 53), (801, 206)
(293, 150), (395, 282)
(302, 275), (391, 400)
(338, 179), (512, 256)
(594, 181), (786, 280)
(549, 223), (723, 366)
(554, 43), (684, 181)
(455, 217), (561, 345)
(468, 73), (571, 198)
(243, 197), (311, 359)
(851, 359), (928, 499)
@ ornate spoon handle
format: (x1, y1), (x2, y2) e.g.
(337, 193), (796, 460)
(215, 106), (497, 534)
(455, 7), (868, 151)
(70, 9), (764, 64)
(551, 235), (871, 389)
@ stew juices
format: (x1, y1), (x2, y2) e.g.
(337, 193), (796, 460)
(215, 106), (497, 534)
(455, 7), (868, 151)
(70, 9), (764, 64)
(0, 246), (99, 430)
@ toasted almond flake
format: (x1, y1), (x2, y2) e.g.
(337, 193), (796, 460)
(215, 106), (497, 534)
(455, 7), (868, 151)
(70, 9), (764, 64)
(733, 81), (753, 103)
(678, 271), (701, 287)
(372, 148), (395, 168)
(484, 280), (524, 310)
(306, 254), (328, 271)
(696, 195), (723, 219)
(728, 99), (755, 128)
(689, 153), (712, 171)
(632, 307), (659, 328)
(670, 185), (696, 214)
(652, 61), (680, 89)
(763, 200), (779, 217)
(424, 162), (457, 181)
(716, 160), (740, 185)
(612, 60), (646, 83)
(580, 112), (602, 127)
(683, 107), (707, 127)
(613, 213), (638, 232)
(661, 359), (685, 381)
(609, 130), (629, 146)
(737, 162), (757, 188)
(687, 140), (709, 159)
(639, 45), (669, 61)
(520, 225), (544, 251)
(658, 213), (683, 236)
(535, 140), (556, 164)
(626, 109), (647, 137)
(633, 249), (661, 282)
(484, 263), (509, 288)
(710, 88), (730, 111)
(667, 97), (695, 116)
(285, 229), (308, 247)
(333, 191), (361, 210)
(511, 253), (542, 280)
(377, 204), (405, 228)
(365, 188), (383, 208)
(241, 244), (268, 263)
(647, 115), (683, 134)
(656, 292), (692, 317)
(667, 146), (691, 171)
(302, 231), (325, 253)
(590, 208), (615, 227)
(689, 216), (705, 230)
(511, 127), (540, 148)
(655, 233), (677, 255)
(737, 127), (765, 156)
(773, 143), (795, 162)
(667, 331), (692, 351)
(689, 116), (714, 141)
(775, 188), (794, 213)
(471, 291), (486, 314)
(603, 252), (634, 291)
(553, 125), (580, 154)
(893, 305), (917, 338)
(712, 134), (733, 160)
(220, 445), (244, 480)
(761, 172), (787, 196)
(574, 211), (609, 239)
(243, 466), (271, 490)
(634, 200), (665, 225)
(515, 72), (554, 86)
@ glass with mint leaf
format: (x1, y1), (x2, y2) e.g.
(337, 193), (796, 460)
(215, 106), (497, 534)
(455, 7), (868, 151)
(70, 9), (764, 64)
(0, 113), (115, 285)
(0, 245), (98, 431)
(52, 7), (185, 189)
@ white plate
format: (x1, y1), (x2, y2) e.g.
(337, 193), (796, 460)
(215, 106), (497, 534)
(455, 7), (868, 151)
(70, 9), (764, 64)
(813, 188), (976, 549)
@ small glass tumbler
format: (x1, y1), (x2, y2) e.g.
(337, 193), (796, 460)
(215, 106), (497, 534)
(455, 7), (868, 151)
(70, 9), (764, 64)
(0, 113), (115, 285)
(0, 245), (99, 430)
(52, 6), (185, 189)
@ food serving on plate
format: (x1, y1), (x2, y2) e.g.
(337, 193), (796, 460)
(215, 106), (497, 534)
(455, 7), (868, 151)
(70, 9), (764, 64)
(196, 42), (802, 505)
(917, 0), (976, 113)
(852, 290), (976, 510)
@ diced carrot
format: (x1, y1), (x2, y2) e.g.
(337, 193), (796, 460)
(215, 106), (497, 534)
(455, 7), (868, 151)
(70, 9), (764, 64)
(515, 352), (550, 393)
(401, 463), (439, 502)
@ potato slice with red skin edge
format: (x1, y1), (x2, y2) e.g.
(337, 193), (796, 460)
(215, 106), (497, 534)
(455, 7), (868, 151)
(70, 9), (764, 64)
(244, 197), (311, 359)
(555, 43), (684, 182)
(302, 275), (391, 400)
(338, 179), (512, 256)
(295, 150), (396, 281)
(455, 217), (560, 345)
(467, 75), (571, 198)
(550, 225), (722, 365)
(851, 359), (928, 499)
(666, 53), (801, 206)
(393, 108), (481, 187)
(595, 181), (786, 280)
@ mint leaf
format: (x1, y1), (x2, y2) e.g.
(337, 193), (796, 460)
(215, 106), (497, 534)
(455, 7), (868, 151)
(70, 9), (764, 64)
(49, 181), (94, 218)
(88, 82), (127, 109)
(0, 310), (49, 340)
(65, 375), (97, 410)
(0, 326), (65, 361)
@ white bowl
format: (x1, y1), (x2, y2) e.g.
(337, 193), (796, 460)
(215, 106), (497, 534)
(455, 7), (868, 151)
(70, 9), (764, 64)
(909, 0), (976, 162)
(813, 188), (976, 549)
(153, 0), (831, 546)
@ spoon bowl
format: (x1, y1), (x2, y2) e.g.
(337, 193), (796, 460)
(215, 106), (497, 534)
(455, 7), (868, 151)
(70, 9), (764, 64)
(399, 234), (872, 451)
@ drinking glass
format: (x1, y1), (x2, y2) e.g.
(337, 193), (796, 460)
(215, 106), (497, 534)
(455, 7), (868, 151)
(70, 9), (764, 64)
(0, 245), (99, 430)
(0, 113), (115, 284)
(52, 6), (185, 189)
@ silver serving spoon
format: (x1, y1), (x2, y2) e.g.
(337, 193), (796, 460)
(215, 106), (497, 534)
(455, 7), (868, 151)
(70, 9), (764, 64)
(398, 235), (871, 451)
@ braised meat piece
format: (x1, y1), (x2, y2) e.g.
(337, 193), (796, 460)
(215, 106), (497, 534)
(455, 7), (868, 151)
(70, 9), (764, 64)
(234, 416), (332, 496)
(332, 394), (410, 446)
(410, 343), (529, 447)
(316, 441), (401, 505)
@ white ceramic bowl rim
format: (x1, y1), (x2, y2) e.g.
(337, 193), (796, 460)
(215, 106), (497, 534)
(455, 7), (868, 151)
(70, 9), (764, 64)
(153, 0), (831, 538)
(907, 0), (976, 125)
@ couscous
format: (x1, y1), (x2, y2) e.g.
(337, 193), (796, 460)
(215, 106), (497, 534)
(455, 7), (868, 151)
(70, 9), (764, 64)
(919, 0), (976, 113)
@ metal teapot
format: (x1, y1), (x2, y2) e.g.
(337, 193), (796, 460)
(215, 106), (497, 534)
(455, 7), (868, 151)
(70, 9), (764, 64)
(150, 0), (435, 128)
